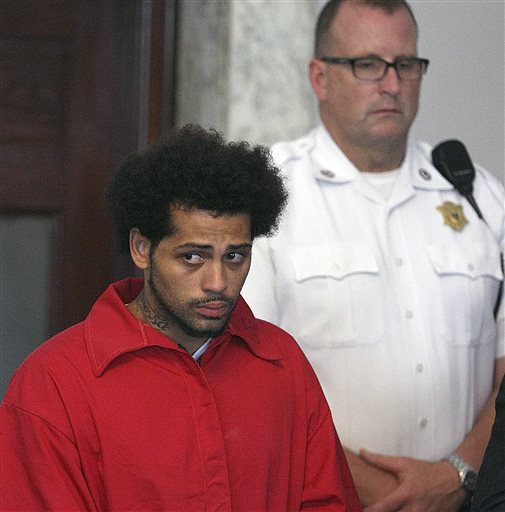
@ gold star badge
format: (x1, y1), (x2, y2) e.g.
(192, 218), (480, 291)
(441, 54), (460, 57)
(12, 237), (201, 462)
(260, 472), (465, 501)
(437, 201), (468, 232)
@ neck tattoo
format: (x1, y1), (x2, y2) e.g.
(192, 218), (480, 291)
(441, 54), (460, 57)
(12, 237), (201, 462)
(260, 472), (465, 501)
(136, 290), (171, 334)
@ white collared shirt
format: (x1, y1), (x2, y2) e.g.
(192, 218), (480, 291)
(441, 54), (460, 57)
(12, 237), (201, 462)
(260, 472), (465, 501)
(242, 124), (504, 460)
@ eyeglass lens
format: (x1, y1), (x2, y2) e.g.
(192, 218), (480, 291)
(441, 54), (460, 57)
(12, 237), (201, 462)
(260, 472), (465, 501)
(353, 58), (425, 80)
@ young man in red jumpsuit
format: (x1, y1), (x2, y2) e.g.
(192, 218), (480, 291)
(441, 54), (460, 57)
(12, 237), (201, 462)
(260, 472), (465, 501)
(1, 125), (361, 511)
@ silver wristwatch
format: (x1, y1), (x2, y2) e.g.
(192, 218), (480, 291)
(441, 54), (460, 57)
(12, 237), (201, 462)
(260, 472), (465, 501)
(443, 454), (478, 494)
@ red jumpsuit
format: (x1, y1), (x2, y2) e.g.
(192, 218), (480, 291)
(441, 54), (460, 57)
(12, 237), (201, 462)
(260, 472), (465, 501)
(1, 278), (361, 511)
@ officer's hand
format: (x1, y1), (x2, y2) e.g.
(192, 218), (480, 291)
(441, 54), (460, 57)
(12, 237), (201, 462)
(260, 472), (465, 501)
(360, 450), (466, 512)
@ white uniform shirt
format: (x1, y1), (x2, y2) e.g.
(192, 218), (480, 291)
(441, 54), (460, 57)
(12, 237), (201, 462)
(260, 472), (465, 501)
(242, 125), (505, 460)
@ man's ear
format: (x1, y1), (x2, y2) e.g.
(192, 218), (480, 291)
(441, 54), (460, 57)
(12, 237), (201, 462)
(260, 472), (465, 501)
(129, 228), (151, 270)
(309, 58), (329, 101)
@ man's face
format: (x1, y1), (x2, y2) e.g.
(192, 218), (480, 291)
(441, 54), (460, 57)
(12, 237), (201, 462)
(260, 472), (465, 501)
(311, 2), (421, 155)
(141, 207), (252, 347)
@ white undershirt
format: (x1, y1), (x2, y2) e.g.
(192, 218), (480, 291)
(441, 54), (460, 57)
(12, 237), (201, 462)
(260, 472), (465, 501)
(361, 168), (401, 200)
(192, 338), (212, 360)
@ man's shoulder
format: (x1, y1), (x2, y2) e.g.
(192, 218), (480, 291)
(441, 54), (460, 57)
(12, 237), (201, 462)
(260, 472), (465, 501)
(474, 163), (505, 197)
(15, 322), (86, 369)
(270, 127), (319, 168)
(411, 139), (504, 193)
(3, 322), (88, 404)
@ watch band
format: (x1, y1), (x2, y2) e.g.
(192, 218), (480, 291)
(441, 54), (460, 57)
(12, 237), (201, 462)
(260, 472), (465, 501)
(443, 454), (478, 494)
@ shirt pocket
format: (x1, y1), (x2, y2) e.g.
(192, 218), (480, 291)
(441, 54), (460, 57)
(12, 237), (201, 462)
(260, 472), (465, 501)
(290, 242), (384, 348)
(427, 243), (502, 346)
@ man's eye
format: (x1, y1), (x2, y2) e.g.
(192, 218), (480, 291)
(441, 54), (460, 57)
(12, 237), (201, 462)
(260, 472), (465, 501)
(225, 252), (244, 263)
(183, 253), (204, 263)
(397, 59), (415, 70)
(355, 59), (380, 70)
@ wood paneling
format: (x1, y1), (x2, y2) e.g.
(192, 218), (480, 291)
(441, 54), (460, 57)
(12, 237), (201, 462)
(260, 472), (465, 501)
(0, 0), (178, 333)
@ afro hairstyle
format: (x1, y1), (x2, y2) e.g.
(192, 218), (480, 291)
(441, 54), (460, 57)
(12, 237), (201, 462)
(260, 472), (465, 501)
(106, 124), (288, 253)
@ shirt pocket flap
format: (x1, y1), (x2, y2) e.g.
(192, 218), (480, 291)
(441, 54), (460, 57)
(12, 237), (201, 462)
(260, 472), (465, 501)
(427, 243), (502, 280)
(292, 243), (379, 282)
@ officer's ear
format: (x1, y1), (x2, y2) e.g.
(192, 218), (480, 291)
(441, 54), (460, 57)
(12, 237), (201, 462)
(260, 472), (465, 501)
(309, 58), (329, 101)
(129, 228), (151, 270)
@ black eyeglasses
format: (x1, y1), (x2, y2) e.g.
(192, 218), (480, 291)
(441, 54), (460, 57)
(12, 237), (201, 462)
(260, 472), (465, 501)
(319, 56), (429, 81)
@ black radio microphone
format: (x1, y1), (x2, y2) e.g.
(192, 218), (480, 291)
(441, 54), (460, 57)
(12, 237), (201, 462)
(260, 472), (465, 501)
(431, 139), (484, 221)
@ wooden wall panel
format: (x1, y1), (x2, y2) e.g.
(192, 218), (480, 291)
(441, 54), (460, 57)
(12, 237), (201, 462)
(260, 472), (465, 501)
(0, 0), (178, 333)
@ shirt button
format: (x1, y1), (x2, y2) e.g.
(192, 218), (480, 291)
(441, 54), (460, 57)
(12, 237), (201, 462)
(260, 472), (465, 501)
(320, 169), (335, 178)
(419, 168), (431, 180)
(420, 418), (428, 428)
(406, 310), (413, 319)
(396, 257), (404, 266)
(416, 363), (424, 373)
(468, 263), (475, 272)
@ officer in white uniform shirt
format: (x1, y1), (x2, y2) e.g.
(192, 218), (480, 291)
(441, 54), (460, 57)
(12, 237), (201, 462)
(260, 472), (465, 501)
(241, 1), (505, 511)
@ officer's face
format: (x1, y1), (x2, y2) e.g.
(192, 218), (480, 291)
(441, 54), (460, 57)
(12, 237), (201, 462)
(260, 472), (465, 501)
(310, 2), (421, 157)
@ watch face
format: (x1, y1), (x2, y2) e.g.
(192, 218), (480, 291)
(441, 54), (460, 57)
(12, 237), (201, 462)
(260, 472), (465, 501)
(463, 471), (478, 492)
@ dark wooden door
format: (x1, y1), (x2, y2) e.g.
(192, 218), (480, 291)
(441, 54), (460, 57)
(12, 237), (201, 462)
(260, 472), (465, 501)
(0, 0), (177, 396)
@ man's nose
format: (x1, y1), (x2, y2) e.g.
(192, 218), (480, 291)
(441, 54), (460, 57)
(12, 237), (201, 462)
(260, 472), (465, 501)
(380, 65), (401, 94)
(202, 263), (227, 293)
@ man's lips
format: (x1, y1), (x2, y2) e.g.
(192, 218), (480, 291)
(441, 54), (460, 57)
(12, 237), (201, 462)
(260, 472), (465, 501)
(195, 301), (229, 318)
(370, 107), (402, 116)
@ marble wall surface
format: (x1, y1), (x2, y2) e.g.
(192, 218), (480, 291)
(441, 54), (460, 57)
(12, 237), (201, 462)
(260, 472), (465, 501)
(226, 0), (323, 144)
(176, 0), (231, 134)
(176, 0), (324, 146)
(176, 0), (504, 179)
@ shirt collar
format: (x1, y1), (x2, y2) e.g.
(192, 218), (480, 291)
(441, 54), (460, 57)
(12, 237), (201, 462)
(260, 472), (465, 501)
(85, 278), (282, 377)
(224, 296), (283, 362)
(404, 140), (455, 191)
(311, 124), (454, 192)
(310, 124), (361, 183)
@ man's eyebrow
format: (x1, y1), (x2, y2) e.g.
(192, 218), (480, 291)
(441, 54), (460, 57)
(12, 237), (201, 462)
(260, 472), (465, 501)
(175, 243), (252, 251)
(228, 243), (253, 251)
(175, 243), (213, 250)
